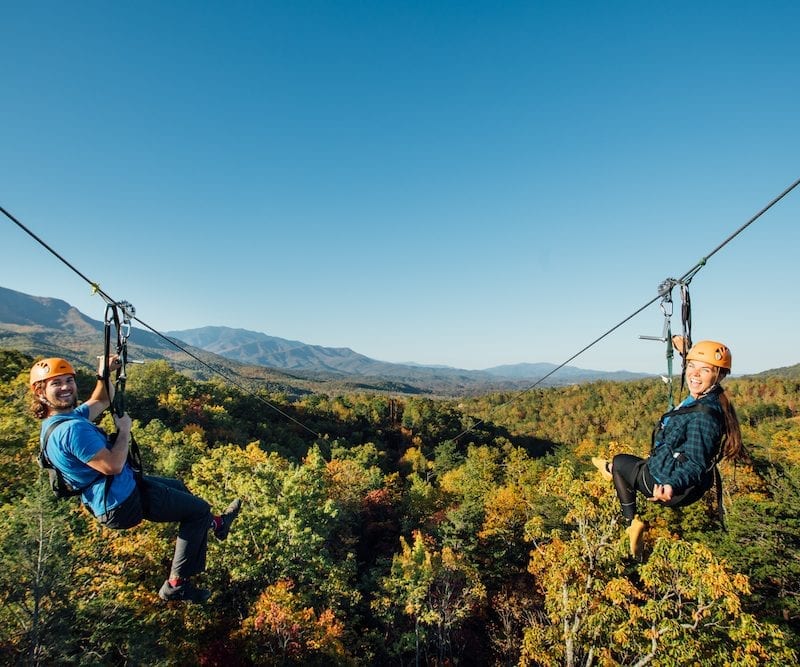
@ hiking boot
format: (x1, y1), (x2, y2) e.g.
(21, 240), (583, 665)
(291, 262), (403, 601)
(214, 498), (242, 541)
(592, 457), (613, 481)
(158, 579), (211, 603)
(626, 516), (646, 560)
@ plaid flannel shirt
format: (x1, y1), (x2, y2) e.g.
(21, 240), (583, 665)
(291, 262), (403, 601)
(648, 392), (723, 491)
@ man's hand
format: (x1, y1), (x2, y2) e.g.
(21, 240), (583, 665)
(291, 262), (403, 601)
(87, 355), (123, 420)
(97, 354), (122, 378)
(113, 412), (132, 434)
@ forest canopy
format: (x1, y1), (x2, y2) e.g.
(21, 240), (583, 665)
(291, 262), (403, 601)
(1, 348), (798, 665)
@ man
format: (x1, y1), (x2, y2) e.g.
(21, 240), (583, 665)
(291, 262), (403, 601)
(30, 356), (241, 603)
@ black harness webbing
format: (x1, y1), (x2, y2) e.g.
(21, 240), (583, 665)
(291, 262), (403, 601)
(40, 417), (109, 499)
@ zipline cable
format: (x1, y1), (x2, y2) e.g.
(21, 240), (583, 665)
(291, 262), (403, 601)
(1, 205), (116, 305)
(3, 176), (799, 443)
(0, 204), (321, 438)
(131, 319), (322, 437)
(451, 176), (800, 442)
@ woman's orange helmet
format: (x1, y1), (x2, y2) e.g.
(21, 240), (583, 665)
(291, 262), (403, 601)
(29, 358), (76, 388)
(686, 340), (732, 370)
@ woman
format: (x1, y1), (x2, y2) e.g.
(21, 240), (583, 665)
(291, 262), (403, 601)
(593, 339), (743, 559)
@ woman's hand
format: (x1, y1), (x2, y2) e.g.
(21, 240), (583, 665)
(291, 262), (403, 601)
(650, 483), (674, 502)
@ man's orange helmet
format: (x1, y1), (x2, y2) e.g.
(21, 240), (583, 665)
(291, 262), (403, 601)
(686, 340), (732, 370)
(29, 358), (76, 388)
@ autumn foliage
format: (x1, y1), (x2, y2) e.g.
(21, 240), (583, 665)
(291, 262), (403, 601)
(1, 349), (798, 665)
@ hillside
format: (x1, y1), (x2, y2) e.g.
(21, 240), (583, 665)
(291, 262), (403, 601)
(5, 285), (799, 397)
(1, 286), (652, 395)
(0, 286), (328, 397)
(750, 362), (800, 379)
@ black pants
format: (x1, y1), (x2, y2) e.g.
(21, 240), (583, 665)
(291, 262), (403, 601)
(611, 454), (707, 522)
(97, 475), (212, 580)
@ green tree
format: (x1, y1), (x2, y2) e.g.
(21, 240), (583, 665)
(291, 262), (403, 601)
(373, 530), (487, 664)
(708, 463), (800, 639)
(0, 484), (78, 665)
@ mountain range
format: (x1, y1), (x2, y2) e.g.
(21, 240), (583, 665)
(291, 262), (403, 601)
(165, 325), (647, 384)
(1, 285), (648, 395)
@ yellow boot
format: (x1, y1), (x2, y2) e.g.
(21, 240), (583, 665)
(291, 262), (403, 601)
(592, 457), (612, 481)
(626, 516), (646, 560)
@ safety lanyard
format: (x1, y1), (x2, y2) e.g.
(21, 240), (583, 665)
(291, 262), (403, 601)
(100, 300), (144, 480)
(102, 300), (135, 417)
(640, 278), (693, 410)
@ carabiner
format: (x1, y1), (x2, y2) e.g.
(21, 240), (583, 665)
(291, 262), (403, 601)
(117, 301), (136, 342)
(641, 280), (675, 343)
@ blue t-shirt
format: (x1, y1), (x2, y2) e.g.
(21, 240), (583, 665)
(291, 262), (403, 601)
(40, 404), (136, 516)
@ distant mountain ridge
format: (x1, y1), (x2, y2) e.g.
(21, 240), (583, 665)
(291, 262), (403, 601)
(165, 326), (387, 375)
(482, 362), (646, 383)
(1, 285), (650, 394)
(166, 325), (648, 385)
(0, 286), (355, 399)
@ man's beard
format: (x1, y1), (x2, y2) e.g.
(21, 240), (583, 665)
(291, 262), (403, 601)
(46, 395), (78, 410)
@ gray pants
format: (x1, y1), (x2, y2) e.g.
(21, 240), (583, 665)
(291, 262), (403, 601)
(98, 475), (211, 580)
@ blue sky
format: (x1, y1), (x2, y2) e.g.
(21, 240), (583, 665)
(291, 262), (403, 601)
(2, 1), (798, 375)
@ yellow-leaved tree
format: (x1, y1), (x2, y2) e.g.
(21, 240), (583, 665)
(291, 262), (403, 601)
(520, 462), (797, 666)
(372, 529), (486, 665)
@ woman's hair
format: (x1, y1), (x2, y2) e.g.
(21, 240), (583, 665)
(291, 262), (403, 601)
(717, 370), (744, 461)
(30, 381), (49, 420)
